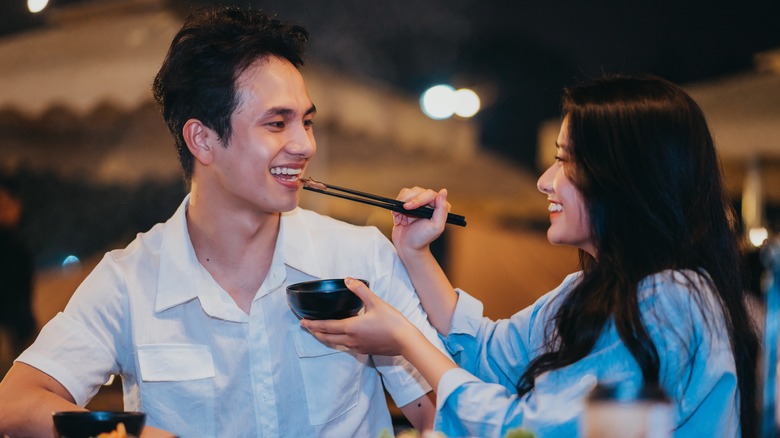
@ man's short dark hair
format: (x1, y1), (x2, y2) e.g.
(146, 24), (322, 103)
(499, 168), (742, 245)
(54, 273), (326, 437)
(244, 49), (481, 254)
(152, 6), (309, 182)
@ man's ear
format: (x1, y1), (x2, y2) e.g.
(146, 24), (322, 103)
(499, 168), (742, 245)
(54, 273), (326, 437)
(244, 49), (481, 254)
(183, 119), (217, 165)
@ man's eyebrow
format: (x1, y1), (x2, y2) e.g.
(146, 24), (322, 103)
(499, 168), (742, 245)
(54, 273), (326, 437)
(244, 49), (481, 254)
(265, 104), (317, 117)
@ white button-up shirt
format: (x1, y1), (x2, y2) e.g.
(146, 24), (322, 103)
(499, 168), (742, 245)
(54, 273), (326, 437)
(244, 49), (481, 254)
(19, 196), (444, 437)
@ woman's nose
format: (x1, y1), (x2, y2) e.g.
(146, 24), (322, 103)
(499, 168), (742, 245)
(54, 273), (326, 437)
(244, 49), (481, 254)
(537, 165), (554, 194)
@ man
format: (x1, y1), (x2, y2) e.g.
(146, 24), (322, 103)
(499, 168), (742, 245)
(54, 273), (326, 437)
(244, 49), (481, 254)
(0, 6), (445, 437)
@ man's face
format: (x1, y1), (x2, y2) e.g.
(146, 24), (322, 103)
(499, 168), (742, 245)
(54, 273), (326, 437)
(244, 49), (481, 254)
(207, 56), (316, 215)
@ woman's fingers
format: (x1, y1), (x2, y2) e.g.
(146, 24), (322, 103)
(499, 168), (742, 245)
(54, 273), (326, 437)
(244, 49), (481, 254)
(397, 187), (439, 209)
(344, 277), (377, 309)
(301, 318), (348, 335)
(431, 188), (450, 225)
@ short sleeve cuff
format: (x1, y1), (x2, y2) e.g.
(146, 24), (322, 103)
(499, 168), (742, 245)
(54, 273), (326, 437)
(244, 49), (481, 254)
(435, 367), (481, 411)
(375, 354), (433, 408)
(16, 313), (115, 406)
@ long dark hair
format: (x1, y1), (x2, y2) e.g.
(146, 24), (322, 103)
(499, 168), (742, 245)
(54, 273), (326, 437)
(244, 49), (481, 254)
(152, 5), (309, 182)
(517, 75), (758, 437)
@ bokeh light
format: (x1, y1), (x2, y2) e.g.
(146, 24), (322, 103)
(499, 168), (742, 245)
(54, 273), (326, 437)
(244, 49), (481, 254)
(421, 84), (481, 120)
(27, 0), (49, 14)
(420, 84), (456, 120)
(749, 227), (769, 247)
(454, 88), (480, 118)
(62, 254), (81, 270)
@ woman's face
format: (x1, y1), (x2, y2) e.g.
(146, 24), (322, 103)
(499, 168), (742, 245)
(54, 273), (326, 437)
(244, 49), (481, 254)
(537, 116), (595, 256)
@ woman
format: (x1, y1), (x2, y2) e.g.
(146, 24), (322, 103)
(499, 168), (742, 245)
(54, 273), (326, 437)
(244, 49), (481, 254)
(302, 75), (758, 437)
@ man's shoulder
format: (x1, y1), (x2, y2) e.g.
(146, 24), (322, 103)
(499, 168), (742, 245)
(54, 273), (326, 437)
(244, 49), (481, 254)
(286, 207), (382, 235)
(105, 220), (168, 264)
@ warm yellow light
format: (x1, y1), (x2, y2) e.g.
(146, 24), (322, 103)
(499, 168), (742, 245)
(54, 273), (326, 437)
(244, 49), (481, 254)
(420, 85), (481, 120)
(749, 227), (769, 247)
(454, 88), (480, 118)
(28, 0), (49, 13)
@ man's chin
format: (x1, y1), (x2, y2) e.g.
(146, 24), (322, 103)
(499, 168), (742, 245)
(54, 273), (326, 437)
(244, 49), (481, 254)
(280, 197), (301, 213)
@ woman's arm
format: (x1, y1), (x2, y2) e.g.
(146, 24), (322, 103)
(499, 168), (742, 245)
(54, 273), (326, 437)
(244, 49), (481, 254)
(301, 278), (458, 391)
(392, 188), (458, 335)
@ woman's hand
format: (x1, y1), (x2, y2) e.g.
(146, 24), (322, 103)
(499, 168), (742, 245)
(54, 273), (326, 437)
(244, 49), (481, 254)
(392, 187), (450, 258)
(300, 278), (419, 356)
(303, 279), (460, 393)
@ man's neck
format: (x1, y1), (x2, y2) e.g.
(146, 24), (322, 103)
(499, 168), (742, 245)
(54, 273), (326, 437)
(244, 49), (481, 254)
(186, 193), (282, 314)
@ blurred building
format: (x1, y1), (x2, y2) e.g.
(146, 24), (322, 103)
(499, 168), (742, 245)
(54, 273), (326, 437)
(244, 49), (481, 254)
(0, 0), (576, 333)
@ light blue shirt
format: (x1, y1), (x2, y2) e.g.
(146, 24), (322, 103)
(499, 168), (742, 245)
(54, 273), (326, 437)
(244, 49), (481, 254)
(19, 196), (445, 437)
(435, 270), (739, 437)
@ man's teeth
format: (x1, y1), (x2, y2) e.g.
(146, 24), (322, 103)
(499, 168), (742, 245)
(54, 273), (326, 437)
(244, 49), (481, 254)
(270, 167), (302, 180)
(548, 203), (563, 213)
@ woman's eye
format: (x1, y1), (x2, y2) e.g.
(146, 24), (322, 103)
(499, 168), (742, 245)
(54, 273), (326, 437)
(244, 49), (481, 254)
(268, 121), (285, 129)
(554, 155), (565, 162)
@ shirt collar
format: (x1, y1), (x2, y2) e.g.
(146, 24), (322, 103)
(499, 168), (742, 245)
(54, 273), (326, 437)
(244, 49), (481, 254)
(279, 208), (323, 278)
(155, 194), (200, 313)
(155, 200), (324, 313)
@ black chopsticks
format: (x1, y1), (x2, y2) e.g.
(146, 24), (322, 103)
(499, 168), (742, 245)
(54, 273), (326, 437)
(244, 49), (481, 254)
(301, 178), (467, 227)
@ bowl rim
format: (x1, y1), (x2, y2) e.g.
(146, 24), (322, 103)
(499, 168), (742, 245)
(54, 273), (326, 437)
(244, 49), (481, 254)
(286, 278), (369, 293)
(52, 411), (146, 417)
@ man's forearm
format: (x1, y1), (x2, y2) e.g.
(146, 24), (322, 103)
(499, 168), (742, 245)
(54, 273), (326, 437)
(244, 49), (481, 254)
(399, 390), (437, 431)
(0, 363), (83, 438)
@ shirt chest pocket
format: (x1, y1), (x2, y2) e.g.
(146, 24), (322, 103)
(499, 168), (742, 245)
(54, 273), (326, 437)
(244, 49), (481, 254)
(137, 344), (216, 436)
(291, 326), (362, 425)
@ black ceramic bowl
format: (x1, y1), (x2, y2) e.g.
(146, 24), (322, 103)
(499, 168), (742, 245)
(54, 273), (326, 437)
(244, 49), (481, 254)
(286, 278), (367, 320)
(52, 411), (146, 438)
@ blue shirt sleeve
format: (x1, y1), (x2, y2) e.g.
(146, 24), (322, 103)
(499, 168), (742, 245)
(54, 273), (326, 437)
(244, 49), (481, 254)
(433, 270), (740, 437)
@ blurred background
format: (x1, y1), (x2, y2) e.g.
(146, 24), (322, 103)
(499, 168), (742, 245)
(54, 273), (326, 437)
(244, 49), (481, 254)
(1, 0), (779, 412)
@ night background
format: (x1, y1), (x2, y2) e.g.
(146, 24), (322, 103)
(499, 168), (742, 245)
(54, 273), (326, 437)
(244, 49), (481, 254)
(1, 0), (779, 412)
(0, 0), (778, 298)
(3, 0), (780, 169)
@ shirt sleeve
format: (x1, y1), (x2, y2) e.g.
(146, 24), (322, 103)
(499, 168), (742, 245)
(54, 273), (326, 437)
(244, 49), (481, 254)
(443, 279), (571, 390)
(16, 254), (127, 406)
(434, 366), (585, 437)
(433, 273), (594, 437)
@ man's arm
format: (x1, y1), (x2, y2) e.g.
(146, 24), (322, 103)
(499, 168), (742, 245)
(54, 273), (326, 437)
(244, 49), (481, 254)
(0, 362), (178, 438)
(0, 362), (82, 438)
(398, 391), (436, 432)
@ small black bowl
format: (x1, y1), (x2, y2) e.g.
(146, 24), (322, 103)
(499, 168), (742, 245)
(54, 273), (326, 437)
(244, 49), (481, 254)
(286, 278), (367, 320)
(52, 411), (146, 438)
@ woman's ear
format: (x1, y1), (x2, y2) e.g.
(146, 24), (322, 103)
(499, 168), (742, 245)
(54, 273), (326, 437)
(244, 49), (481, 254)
(183, 119), (216, 165)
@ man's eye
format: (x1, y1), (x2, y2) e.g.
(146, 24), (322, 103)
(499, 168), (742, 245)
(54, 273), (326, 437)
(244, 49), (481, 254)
(303, 119), (315, 128)
(268, 121), (285, 129)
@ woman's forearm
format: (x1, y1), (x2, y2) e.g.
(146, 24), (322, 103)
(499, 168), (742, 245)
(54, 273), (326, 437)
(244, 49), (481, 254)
(399, 246), (458, 335)
(400, 326), (459, 392)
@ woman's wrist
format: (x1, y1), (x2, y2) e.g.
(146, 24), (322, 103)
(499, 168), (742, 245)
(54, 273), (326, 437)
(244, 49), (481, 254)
(397, 244), (431, 265)
(397, 325), (430, 359)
